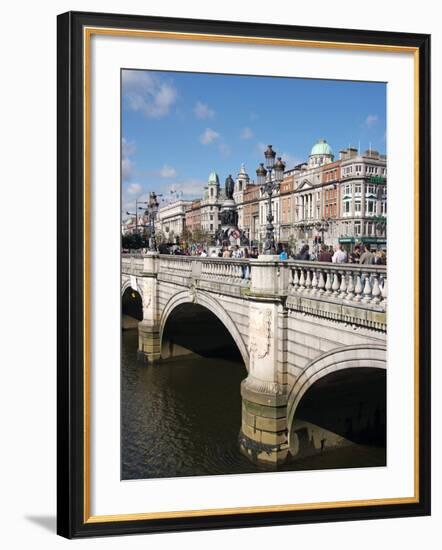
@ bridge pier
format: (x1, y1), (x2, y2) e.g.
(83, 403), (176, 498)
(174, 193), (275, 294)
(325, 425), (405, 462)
(239, 258), (290, 467)
(136, 252), (161, 364)
(137, 321), (161, 363)
(240, 382), (289, 467)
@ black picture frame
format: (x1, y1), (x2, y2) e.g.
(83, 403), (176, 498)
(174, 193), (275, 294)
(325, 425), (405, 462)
(57, 10), (431, 539)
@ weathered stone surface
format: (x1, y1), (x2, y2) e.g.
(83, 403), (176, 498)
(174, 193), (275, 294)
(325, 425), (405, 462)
(122, 254), (387, 467)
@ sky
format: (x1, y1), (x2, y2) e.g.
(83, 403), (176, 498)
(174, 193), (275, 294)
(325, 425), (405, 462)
(121, 69), (386, 215)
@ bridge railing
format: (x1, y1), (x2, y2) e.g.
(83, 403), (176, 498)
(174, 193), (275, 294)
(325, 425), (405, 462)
(122, 253), (387, 309)
(157, 254), (251, 288)
(121, 254), (144, 275)
(283, 260), (387, 309)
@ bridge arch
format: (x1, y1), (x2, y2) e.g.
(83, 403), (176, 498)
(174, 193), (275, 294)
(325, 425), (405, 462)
(122, 285), (143, 322)
(287, 344), (386, 445)
(159, 290), (250, 370)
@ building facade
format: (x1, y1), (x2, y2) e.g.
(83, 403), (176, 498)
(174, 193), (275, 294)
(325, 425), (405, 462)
(150, 139), (387, 252)
(200, 171), (223, 236)
(157, 199), (193, 241)
(185, 199), (202, 234)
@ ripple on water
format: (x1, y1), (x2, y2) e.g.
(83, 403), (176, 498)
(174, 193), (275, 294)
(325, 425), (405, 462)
(121, 330), (386, 480)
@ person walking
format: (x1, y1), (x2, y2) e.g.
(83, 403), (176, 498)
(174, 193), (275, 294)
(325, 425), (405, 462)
(296, 244), (310, 261)
(317, 244), (333, 262)
(232, 245), (243, 259)
(359, 244), (374, 265)
(348, 244), (361, 264)
(279, 245), (288, 260)
(374, 249), (386, 265)
(332, 244), (347, 263)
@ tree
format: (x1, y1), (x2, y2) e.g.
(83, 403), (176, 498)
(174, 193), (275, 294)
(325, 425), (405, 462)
(192, 228), (210, 246)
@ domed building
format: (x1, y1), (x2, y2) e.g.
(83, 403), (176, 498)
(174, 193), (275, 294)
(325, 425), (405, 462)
(200, 170), (222, 236)
(308, 138), (334, 168)
(233, 163), (253, 230)
(207, 170), (220, 199)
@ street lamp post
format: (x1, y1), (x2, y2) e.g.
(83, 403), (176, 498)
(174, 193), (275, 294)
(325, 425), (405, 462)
(125, 198), (148, 235)
(256, 145), (285, 255)
(315, 218), (330, 246)
(374, 215), (386, 239)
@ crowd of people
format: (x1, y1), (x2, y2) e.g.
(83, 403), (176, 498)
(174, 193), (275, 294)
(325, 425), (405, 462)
(287, 242), (386, 265)
(155, 241), (386, 265)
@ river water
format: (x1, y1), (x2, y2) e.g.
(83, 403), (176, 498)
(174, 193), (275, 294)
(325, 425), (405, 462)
(121, 329), (385, 480)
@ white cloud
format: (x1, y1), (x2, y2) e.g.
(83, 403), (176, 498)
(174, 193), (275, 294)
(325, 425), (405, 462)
(127, 183), (143, 195)
(240, 127), (254, 140)
(166, 179), (206, 199)
(122, 138), (136, 182)
(122, 158), (133, 181)
(122, 70), (177, 118)
(200, 128), (220, 145)
(158, 165), (177, 178)
(365, 114), (379, 127)
(194, 101), (215, 119)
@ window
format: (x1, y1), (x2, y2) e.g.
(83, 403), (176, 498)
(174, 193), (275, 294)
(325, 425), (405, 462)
(354, 221), (361, 236)
(210, 188), (214, 197)
(355, 200), (361, 213)
(210, 224), (213, 231)
(366, 200), (375, 214)
(344, 201), (351, 214)
(355, 183), (361, 194)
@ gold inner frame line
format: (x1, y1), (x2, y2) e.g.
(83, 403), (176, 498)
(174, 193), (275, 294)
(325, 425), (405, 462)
(82, 26), (420, 524)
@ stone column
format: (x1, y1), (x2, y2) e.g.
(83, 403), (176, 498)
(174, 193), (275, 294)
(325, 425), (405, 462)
(239, 259), (289, 467)
(137, 252), (161, 363)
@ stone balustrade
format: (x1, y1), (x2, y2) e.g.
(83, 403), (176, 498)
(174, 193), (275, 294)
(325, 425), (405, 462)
(286, 261), (387, 310)
(122, 254), (387, 325)
(121, 254), (144, 275)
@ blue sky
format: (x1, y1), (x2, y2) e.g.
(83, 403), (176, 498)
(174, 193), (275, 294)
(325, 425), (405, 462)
(122, 69), (386, 213)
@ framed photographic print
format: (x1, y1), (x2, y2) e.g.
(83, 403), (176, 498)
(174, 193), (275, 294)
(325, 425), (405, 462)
(57, 10), (431, 538)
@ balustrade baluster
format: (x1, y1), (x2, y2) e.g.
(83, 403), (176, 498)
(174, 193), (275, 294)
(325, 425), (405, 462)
(332, 272), (340, 297)
(311, 270), (318, 294)
(345, 272), (355, 301)
(371, 274), (381, 304)
(362, 273), (372, 303)
(317, 269), (326, 294)
(381, 279), (388, 309)
(325, 271), (332, 295)
(305, 270), (312, 292)
(353, 275), (363, 302)
(339, 271), (347, 299)
(298, 269), (306, 292)
(292, 268), (299, 293)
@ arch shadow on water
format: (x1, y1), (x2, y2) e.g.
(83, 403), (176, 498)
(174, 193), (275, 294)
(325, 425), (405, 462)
(288, 367), (386, 469)
(121, 300), (255, 480)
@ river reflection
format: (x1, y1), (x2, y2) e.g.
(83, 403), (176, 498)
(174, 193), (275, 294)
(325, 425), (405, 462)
(121, 329), (385, 480)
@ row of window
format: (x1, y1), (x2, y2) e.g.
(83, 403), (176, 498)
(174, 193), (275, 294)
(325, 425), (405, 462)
(343, 164), (387, 176)
(343, 199), (387, 215)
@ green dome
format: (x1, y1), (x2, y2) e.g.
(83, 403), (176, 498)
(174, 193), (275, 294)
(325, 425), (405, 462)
(310, 139), (333, 156)
(208, 170), (219, 185)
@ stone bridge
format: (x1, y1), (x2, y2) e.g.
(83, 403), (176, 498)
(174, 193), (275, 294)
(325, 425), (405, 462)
(122, 253), (387, 467)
